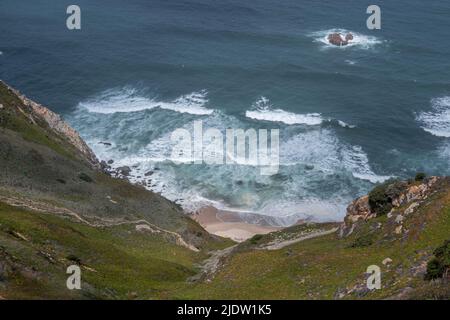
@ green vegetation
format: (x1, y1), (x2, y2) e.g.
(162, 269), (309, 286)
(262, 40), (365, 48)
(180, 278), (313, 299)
(78, 172), (94, 183)
(0, 82), (76, 160)
(0, 202), (211, 299)
(249, 234), (264, 244)
(415, 172), (427, 182)
(425, 240), (450, 280)
(349, 233), (374, 248)
(177, 179), (450, 299)
(368, 179), (407, 215)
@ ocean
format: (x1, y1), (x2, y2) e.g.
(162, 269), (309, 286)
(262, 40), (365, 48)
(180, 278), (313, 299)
(1, 0), (450, 225)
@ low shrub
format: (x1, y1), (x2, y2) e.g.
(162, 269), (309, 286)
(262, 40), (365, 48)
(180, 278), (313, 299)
(66, 254), (82, 265)
(368, 179), (408, 215)
(78, 172), (93, 183)
(250, 234), (264, 245)
(350, 234), (374, 248)
(415, 172), (426, 182)
(425, 240), (450, 280)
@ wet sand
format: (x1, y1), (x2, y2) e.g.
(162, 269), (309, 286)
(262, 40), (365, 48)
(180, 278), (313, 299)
(191, 206), (281, 242)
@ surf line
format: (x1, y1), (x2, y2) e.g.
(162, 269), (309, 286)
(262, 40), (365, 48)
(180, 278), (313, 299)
(170, 120), (280, 175)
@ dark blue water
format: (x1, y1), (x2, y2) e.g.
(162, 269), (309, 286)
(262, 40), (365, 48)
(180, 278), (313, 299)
(1, 0), (450, 223)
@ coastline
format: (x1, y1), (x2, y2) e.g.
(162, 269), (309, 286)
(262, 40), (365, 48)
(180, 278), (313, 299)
(190, 206), (281, 242)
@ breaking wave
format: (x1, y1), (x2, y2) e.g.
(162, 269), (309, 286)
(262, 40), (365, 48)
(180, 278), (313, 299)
(417, 97), (450, 138)
(68, 89), (390, 225)
(78, 87), (214, 115)
(245, 96), (323, 125)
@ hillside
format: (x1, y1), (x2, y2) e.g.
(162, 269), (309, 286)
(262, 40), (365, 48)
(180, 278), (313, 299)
(0, 81), (448, 299)
(179, 177), (450, 299)
(0, 81), (233, 299)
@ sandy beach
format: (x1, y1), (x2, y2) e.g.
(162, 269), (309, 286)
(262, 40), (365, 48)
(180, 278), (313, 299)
(191, 206), (281, 242)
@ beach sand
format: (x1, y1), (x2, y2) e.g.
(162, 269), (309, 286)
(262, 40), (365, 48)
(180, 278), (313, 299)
(191, 206), (281, 242)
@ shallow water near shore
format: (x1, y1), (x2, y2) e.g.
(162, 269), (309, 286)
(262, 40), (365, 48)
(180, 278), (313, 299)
(1, 1), (450, 225)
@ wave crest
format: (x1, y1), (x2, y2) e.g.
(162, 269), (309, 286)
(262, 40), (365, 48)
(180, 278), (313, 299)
(417, 97), (450, 138)
(245, 96), (323, 125)
(78, 87), (214, 115)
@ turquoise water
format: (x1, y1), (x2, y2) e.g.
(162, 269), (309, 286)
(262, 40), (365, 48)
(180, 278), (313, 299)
(1, 1), (450, 224)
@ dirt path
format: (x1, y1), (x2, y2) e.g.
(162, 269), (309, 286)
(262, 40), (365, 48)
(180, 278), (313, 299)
(261, 227), (339, 250)
(0, 194), (199, 252)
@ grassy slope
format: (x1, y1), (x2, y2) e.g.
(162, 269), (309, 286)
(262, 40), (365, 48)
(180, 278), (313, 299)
(178, 180), (450, 299)
(0, 202), (207, 299)
(0, 81), (234, 299)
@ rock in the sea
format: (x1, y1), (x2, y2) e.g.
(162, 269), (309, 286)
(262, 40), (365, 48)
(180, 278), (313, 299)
(327, 32), (354, 46)
(100, 160), (110, 171)
(116, 166), (132, 176)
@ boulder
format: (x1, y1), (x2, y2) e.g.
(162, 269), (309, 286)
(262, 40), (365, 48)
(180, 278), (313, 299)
(345, 195), (373, 223)
(327, 32), (354, 46)
(116, 166), (132, 176)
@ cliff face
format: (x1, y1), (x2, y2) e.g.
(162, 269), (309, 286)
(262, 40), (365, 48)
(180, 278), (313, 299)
(0, 81), (99, 168)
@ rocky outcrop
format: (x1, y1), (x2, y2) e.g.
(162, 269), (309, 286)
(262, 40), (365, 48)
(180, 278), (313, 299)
(344, 195), (374, 223)
(0, 80), (99, 168)
(328, 32), (354, 46)
(340, 177), (442, 237)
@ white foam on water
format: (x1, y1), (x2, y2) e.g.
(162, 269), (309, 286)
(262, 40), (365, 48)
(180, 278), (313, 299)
(69, 90), (390, 225)
(280, 131), (391, 183)
(78, 87), (214, 115)
(343, 145), (392, 183)
(337, 120), (356, 129)
(417, 97), (450, 138)
(245, 96), (323, 125)
(310, 29), (383, 50)
(84, 128), (388, 224)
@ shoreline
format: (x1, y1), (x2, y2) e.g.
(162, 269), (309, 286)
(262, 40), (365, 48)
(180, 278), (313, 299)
(190, 206), (282, 242)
